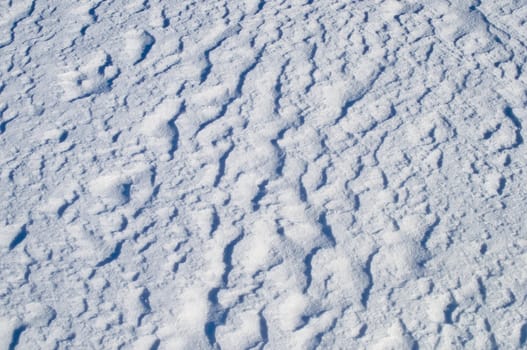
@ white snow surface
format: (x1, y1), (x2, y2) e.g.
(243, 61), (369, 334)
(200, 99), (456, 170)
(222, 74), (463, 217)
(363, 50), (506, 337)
(1, 0), (527, 349)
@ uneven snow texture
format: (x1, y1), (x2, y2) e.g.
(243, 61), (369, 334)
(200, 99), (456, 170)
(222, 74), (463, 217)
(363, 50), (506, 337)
(1, 0), (527, 349)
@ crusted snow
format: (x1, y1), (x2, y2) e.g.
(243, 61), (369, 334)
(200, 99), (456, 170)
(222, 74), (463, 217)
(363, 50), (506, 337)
(1, 0), (527, 349)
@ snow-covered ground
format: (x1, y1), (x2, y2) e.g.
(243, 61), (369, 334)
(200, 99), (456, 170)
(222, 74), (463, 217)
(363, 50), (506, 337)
(1, 0), (526, 348)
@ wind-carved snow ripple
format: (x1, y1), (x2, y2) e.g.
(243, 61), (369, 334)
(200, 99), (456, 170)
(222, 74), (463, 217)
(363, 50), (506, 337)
(1, 0), (527, 349)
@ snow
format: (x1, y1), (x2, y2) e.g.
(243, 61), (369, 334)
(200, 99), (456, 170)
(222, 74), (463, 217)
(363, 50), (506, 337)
(1, 0), (527, 349)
